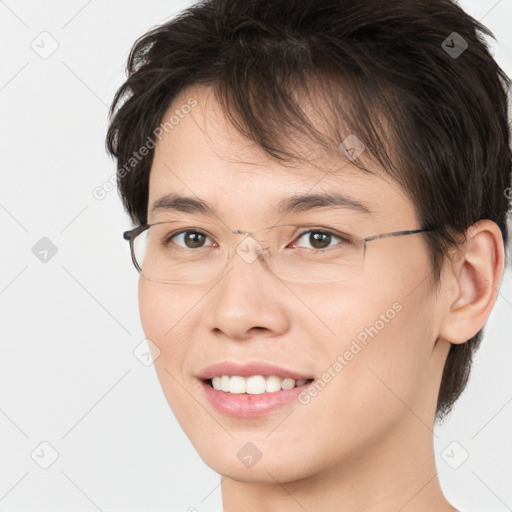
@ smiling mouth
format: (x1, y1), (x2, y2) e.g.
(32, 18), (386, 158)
(204, 376), (314, 394)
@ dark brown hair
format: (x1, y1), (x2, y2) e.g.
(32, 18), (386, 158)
(106, 0), (511, 421)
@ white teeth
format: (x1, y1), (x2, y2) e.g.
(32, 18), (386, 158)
(221, 375), (230, 392)
(212, 376), (221, 390)
(229, 376), (246, 394)
(246, 375), (266, 394)
(265, 375), (282, 393)
(281, 378), (295, 390)
(209, 375), (311, 394)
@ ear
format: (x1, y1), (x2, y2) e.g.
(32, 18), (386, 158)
(438, 220), (505, 344)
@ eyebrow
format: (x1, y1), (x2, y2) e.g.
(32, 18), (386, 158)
(151, 193), (218, 216)
(278, 192), (372, 215)
(150, 191), (372, 217)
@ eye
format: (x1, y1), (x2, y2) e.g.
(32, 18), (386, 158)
(167, 230), (217, 249)
(290, 229), (349, 250)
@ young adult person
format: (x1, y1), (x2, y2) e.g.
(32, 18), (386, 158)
(106, 1), (511, 510)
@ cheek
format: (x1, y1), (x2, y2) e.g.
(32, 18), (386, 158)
(306, 269), (437, 444)
(138, 278), (164, 339)
(138, 277), (204, 341)
(138, 278), (206, 426)
(138, 279), (196, 379)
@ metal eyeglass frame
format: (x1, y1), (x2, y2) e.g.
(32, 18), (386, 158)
(123, 223), (435, 277)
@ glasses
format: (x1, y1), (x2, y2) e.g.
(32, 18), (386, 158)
(123, 219), (434, 285)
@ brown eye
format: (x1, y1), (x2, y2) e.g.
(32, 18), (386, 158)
(292, 230), (348, 250)
(169, 230), (212, 249)
(308, 232), (332, 249)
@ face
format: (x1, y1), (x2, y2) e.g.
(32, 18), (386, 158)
(139, 84), (446, 482)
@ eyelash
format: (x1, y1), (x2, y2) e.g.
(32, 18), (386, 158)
(165, 228), (350, 251)
(292, 229), (348, 249)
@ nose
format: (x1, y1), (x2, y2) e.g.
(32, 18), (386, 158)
(208, 234), (291, 341)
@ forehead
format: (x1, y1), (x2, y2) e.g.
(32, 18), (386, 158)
(147, 85), (416, 227)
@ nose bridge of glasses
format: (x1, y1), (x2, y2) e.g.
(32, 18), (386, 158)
(230, 228), (269, 264)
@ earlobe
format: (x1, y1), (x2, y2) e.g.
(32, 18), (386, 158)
(438, 220), (505, 345)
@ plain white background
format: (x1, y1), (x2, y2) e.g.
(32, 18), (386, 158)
(0, 1), (511, 511)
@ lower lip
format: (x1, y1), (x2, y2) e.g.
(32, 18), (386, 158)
(200, 380), (311, 418)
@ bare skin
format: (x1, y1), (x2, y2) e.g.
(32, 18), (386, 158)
(139, 84), (504, 512)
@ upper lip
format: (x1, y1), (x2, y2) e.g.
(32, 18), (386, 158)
(197, 361), (314, 381)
